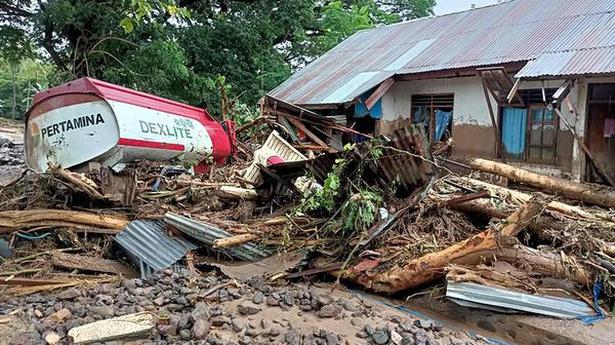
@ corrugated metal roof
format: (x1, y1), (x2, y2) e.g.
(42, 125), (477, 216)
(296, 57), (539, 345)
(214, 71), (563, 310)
(165, 213), (270, 261)
(270, 0), (615, 105)
(446, 281), (595, 319)
(516, 45), (615, 78)
(115, 219), (197, 278)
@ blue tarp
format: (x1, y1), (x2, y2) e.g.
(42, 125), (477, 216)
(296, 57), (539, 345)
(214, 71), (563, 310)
(434, 110), (452, 141)
(354, 94), (382, 119)
(501, 107), (527, 158)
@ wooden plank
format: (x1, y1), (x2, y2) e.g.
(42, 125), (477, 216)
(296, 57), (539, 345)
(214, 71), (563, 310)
(51, 252), (136, 277)
(287, 118), (335, 152)
(365, 78), (395, 110)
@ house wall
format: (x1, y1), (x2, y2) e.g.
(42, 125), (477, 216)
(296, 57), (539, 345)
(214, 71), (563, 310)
(379, 76), (580, 178)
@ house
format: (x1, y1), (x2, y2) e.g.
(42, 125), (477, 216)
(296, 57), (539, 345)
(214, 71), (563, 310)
(268, 0), (615, 184)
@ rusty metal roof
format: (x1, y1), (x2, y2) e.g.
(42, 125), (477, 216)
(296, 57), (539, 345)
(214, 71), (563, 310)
(516, 45), (615, 78)
(270, 0), (615, 105)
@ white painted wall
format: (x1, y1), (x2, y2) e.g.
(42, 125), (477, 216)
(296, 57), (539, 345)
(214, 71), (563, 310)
(381, 76), (496, 126)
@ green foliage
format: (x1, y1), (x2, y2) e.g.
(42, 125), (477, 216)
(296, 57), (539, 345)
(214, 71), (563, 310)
(341, 189), (383, 233)
(0, 59), (55, 119)
(0, 0), (435, 118)
(302, 158), (348, 213)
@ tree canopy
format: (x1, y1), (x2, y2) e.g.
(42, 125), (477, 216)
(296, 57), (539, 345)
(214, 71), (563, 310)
(0, 0), (435, 118)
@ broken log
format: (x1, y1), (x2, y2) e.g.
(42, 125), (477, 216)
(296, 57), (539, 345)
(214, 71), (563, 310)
(213, 233), (260, 249)
(344, 198), (545, 293)
(218, 186), (258, 200)
(469, 158), (615, 208)
(51, 252), (136, 277)
(0, 209), (129, 233)
(456, 177), (607, 221)
(453, 245), (593, 286)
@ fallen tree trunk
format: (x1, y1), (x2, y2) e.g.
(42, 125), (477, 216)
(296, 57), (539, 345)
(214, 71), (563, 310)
(0, 210), (129, 233)
(343, 198), (545, 293)
(455, 177), (609, 221)
(469, 158), (615, 208)
(453, 245), (593, 286)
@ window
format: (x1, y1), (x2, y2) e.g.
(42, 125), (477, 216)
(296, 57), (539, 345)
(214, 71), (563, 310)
(500, 89), (558, 164)
(411, 94), (454, 142)
(528, 106), (556, 163)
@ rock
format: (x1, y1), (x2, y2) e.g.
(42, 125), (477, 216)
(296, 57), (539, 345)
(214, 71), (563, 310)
(192, 319), (211, 339)
(237, 301), (261, 315)
(350, 318), (362, 327)
(342, 300), (359, 312)
(231, 318), (245, 332)
(366, 326), (390, 345)
(34, 309), (44, 318)
(153, 296), (165, 306)
(252, 292), (264, 304)
(324, 332), (339, 345)
(211, 315), (230, 326)
(191, 302), (210, 322)
(88, 305), (115, 319)
(284, 329), (302, 345)
(57, 288), (81, 300)
(414, 319), (434, 330)
(265, 296), (280, 306)
(45, 308), (72, 324)
(44, 331), (61, 344)
(239, 335), (252, 345)
(179, 329), (192, 340)
(317, 304), (342, 318)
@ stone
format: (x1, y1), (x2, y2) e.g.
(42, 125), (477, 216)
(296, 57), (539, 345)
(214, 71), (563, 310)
(45, 308), (72, 325)
(239, 335), (252, 345)
(238, 301), (261, 315)
(366, 326), (390, 345)
(57, 288), (81, 300)
(192, 319), (211, 340)
(324, 332), (339, 345)
(284, 329), (302, 345)
(211, 315), (230, 326)
(231, 318), (245, 332)
(265, 296), (280, 306)
(342, 300), (359, 312)
(414, 319), (434, 330)
(179, 329), (192, 340)
(350, 318), (362, 327)
(252, 292), (264, 304)
(153, 296), (166, 306)
(88, 306), (115, 319)
(44, 331), (61, 344)
(317, 304), (342, 318)
(191, 302), (210, 322)
(34, 309), (44, 318)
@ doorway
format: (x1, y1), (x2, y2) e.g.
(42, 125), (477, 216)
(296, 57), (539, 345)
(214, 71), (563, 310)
(585, 83), (615, 184)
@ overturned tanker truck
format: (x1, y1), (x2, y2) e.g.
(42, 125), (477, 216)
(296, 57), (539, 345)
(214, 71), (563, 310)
(24, 77), (235, 173)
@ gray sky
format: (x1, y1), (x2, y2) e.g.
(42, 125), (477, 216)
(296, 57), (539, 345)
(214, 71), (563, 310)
(434, 0), (501, 15)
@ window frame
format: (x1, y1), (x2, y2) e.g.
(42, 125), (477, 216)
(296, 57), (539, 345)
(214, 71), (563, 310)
(410, 93), (455, 142)
(526, 104), (558, 164)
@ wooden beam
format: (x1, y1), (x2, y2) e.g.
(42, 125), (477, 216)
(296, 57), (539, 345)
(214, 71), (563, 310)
(480, 77), (506, 162)
(287, 117), (335, 152)
(365, 78), (395, 110)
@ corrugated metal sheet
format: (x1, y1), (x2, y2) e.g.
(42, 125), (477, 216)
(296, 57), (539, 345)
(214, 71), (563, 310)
(165, 213), (270, 261)
(270, 0), (615, 105)
(516, 45), (615, 78)
(115, 220), (197, 278)
(446, 281), (595, 319)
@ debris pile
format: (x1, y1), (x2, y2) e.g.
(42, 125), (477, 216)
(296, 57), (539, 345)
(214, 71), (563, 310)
(1, 95), (615, 343)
